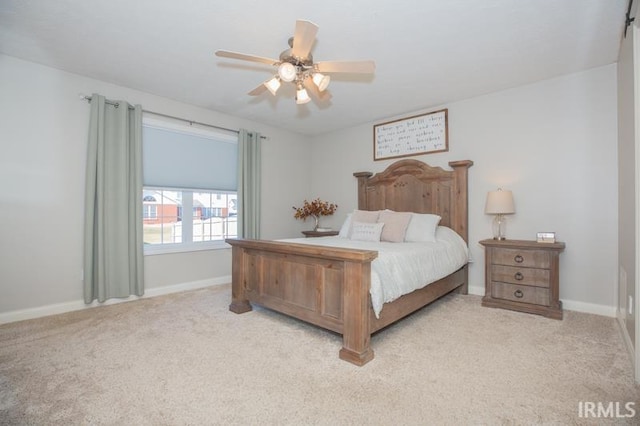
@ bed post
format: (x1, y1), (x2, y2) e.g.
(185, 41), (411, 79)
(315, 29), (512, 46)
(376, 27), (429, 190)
(339, 261), (375, 366)
(353, 171), (373, 210)
(447, 160), (473, 244)
(448, 160), (472, 295)
(228, 244), (252, 314)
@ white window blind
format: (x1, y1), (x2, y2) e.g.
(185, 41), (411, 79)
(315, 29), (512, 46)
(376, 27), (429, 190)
(142, 118), (238, 191)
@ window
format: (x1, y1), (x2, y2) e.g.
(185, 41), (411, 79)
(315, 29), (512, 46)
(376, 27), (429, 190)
(142, 117), (238, 254)
(143, 204), (157, 220)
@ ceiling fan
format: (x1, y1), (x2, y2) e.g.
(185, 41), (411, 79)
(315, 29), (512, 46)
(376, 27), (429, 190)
(215, 20), (375, 104)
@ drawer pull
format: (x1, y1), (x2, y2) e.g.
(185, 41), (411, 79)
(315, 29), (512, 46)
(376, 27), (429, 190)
(514, 255), (524, 263)
(514, 289), (524, 298)
(514, 272), (524, 281)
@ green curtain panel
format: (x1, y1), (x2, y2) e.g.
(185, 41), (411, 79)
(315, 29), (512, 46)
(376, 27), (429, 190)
(84, 94), (144, 303)
(237, 129), (262, 239)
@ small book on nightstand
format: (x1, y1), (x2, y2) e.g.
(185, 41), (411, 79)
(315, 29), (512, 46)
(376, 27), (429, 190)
(302, 230), (339, 238)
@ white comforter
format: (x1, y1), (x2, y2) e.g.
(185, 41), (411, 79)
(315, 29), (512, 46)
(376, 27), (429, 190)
(280, 226), (469, 318)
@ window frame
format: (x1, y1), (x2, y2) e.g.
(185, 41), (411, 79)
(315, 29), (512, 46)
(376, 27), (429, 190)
(141, 116), (238, 256)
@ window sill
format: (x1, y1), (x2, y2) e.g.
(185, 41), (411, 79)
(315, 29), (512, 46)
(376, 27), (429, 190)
(144, 241), (230, 256)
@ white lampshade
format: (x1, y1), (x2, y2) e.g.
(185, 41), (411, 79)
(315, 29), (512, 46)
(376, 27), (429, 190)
(263, 76), (281, 96)
(312, 72), (330, 91)
(485, 189), (515, 214)
(277, 62), (297, 82)
(296, 86), (311, 104)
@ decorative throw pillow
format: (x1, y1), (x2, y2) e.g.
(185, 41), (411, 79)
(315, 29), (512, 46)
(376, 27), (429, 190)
(349, 221), (384, 242)
(404, 213), (442, 243)
(348, 209), (381, 238)
(377, 210), (412, 242)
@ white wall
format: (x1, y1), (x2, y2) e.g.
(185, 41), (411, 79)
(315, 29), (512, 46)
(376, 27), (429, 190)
(310, 64), (619, 315)
(0, 54), (313, 321)
(0, 54), (619, 321)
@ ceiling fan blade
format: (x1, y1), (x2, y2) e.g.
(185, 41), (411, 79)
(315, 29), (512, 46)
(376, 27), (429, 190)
(215, 50), (278, 66)
(248, 84), (267, 96)
(291, 20), (319, 59)
(315, 60), (376, 74)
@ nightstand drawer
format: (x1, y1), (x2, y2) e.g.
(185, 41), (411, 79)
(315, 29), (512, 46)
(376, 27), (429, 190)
(492, 248), (550, 269)
(490, 265), (550, 288)
(492, 282), (549, 306)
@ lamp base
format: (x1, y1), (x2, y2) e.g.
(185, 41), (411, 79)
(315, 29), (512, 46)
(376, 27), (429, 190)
(492, 214), (508, 240)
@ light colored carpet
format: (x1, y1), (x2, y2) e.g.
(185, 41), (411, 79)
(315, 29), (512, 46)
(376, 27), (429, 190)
(1, 284), (638, 425)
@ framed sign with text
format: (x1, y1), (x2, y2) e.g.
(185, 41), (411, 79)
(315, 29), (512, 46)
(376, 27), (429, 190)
(373, 109), (448, 161)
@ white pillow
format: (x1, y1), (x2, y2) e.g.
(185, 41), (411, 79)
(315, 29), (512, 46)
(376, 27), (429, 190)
(338, 213), (352, 238)
(404, 213), (442, 243)
(436, 225), (466, 244)
(349, 221), (384, 242)
(351, 209), (380, 223)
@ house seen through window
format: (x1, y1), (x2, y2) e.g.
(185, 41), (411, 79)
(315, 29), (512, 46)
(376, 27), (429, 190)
(142, 189), (237, 245)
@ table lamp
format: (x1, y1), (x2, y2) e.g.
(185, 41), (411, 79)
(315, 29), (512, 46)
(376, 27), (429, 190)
(485, 188), (515, 240)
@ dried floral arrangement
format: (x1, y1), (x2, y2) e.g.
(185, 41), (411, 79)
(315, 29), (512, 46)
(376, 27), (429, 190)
(292, 198), (338, 230)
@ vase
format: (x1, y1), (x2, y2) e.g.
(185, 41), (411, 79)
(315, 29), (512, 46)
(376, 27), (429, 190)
(312, 215), (320, 231)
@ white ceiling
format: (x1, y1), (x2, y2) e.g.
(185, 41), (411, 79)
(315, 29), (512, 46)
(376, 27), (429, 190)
(0, 0), (628, 136)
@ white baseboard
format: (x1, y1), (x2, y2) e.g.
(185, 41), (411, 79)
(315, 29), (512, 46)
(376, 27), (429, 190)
(143, 276), (229, 298)
(0, 276), (231, 325)
(467, 284), (616, 317)
(1, 277), (617, 324)
(468, 284), (484, 296)
(561, 299), (616, 317)
(617, 311), (635, 361)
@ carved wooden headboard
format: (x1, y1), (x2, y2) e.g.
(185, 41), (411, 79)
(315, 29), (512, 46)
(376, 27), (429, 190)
(353, 159), (473, 243)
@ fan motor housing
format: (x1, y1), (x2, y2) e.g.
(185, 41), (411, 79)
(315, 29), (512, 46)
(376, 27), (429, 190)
(280, 38), (314, 67)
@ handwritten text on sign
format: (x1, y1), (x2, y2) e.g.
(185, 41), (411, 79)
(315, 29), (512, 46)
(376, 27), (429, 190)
(374, 109), (448, 160)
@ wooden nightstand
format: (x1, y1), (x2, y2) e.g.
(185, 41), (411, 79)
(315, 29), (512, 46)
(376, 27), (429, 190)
(480, 239), (565, 319)
(301, 230), (339, 238)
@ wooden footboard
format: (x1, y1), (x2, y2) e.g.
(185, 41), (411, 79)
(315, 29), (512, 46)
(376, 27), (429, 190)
(226, 238), (378, 365)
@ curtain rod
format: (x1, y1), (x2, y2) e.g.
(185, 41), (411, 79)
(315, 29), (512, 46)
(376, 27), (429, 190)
(80, 95), (267, 139)
(625, 0), (635, 37)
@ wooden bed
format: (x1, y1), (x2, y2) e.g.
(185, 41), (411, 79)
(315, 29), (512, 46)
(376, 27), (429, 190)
(226, 159), (473, 366)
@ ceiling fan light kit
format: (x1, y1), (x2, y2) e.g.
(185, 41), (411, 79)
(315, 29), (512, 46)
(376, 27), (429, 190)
(264, 76), (281, 96)
(277, 62), (297, 82)
(295, 85), (311, 105)
(312, 72), (330, 92)
(215, 19), (375, 105)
